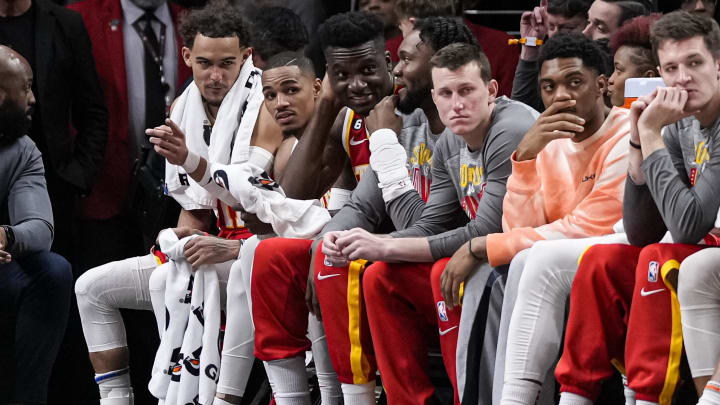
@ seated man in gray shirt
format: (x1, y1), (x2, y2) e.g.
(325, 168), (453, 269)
(0, 45), (72, 405)
(250, 18), (482, 405)
(319, 43), (538, 404)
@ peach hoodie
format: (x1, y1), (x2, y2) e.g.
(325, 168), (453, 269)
(486, 107), (630, 267)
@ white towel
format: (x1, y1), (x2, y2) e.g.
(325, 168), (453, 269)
(149, 229), (223, 405)
(165, 58), (263, 210)
(208, 162), (331, 238)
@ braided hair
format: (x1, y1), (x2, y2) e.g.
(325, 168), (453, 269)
(414, 16), (479, 53)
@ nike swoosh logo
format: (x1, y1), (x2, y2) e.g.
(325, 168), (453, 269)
(640, 287), (666, 297)
(438, 326), (458, 336)
(349, 138), (367, 146)
(317, 273), (341, 280)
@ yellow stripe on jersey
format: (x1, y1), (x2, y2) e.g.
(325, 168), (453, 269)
(348, 259), (372, 384)
(344, 109), (354, 157)
(659, 259), (682, 405)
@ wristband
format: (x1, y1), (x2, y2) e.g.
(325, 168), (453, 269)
(629, 140), (641, 150)
(468, 238), (484, 261)
(248, 146), (275, 172)
(182, 150), (201, 173)
(327, 188), (352, 211)
(508, 37), (543, 47)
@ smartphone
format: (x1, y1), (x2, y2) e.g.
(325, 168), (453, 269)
(623, 77), (666, 108)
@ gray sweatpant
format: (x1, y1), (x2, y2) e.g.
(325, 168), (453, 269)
(456, 261), (508, 405)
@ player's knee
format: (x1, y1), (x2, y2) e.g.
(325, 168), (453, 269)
(678, 249), (718, 302)
(39, 251), (72, 292)
(362, 261), (392, 297)
(76, 262), (111, 303)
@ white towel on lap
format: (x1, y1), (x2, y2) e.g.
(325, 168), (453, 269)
(149, 229), (223, 405)
(209, 162), (331, 238)
(165, 58), (262, 210)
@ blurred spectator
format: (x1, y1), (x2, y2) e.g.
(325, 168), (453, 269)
(359, 0), (401, 40)
(583, 0), (649, 40)
(0, 0), (108, 265)
(0, 45), (73, 405)
(242, 0), (327, 40)
(247, 6), (310, 68)
(389, 0), (519, 96)
(512, 0), (592, 110)
(680, 0), (716, 18)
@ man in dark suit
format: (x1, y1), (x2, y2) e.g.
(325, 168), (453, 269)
(0, 44), (73, 405)
(0, 0), (108, 266)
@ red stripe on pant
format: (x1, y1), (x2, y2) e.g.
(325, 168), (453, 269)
(252, 238), (314, 361)
(556, 243), (706, 404)
(314, 252), (374, 385)
(363, 260), (457, 405)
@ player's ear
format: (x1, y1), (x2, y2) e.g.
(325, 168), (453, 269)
(385, 50), (393, 71)
(182, 46), (192, 68)
(313, 78), (322, 98)
(596, 73), (608, 96)
(487, 79), (498, 104)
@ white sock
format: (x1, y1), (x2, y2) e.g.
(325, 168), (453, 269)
(698, 381), (720, 405)
(265, 357), (311, 405)
(95, 368), (133, 405)
(500, 379), (541, 405)
(624, 384), (636, 405)
(341, 381), (375, 405)
(636, 401), (659, 405)
(317, 370), (342, 404)
(558, 392), (593, 405)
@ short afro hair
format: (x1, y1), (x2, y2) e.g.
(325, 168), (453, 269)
(263, 51), (316, 78)
(249, 7), (308, 62)
(538, 33), (612, 76)
(651, 10), (720, 61)
(180, 0), (252, 49)
(430, 42), (492, 83)
(316, 11), (385, 55)
(609, 13), (661, 73)
(414, 16), (479, 53)
(546, 0), (592, 19)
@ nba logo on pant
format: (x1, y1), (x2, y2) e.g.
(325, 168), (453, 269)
(437, 301), (448, 322)
(648, 261), (659, 282)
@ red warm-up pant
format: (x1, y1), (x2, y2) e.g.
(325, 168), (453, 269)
(556, 243), (707, 404)
(252, 238), (315, 361)
(361, 259), (461, 405)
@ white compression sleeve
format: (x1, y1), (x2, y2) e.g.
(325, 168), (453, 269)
(369, 129), (413, 202)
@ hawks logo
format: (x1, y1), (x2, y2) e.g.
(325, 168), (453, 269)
(182, 346), (203, 377)
(249, 172), (280, 191)
(168, 347), (183, 381)
(213, 169), (230, 190)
